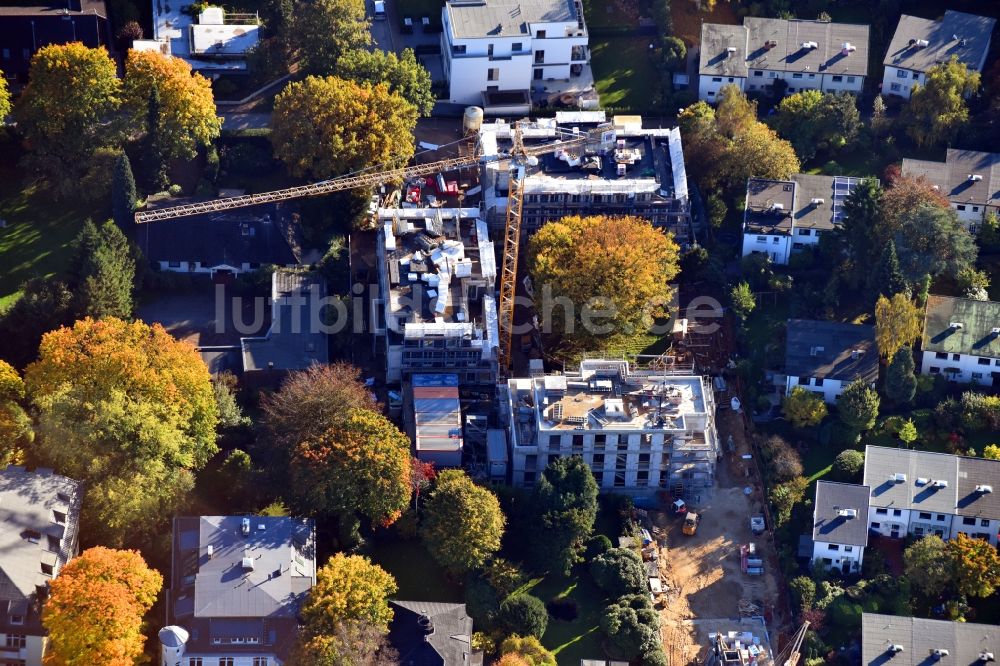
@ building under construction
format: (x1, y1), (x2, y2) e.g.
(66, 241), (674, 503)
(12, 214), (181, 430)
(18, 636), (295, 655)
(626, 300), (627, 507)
(478, 111), (696, 246)
(502, 359), (719, 494)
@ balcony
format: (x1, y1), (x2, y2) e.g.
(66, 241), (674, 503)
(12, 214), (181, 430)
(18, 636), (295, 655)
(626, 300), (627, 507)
(571, 46), (588, 62)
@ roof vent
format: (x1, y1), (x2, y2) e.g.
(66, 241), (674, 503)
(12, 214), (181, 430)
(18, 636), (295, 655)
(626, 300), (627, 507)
(949, 322), (964, 330)
(841, 42), (856, 54)
(771, 202), (785, 211)
(810, 345), (825, 356)
(765, 40), (777, 49)
(891, 473), (906, 483)
(810, 198), (825, 205)
(916, 477), (929, 486)
(991, 327), (1000, 335)
(207, 545), (214, 559)
(975, 485), (993, 494)
(241, 518), (250, 536)
(241, 557), (255, 571)
(801, 41), (818, 49)
(889, 645), (905, 654)
(915, 39), (930, 48)
(980, 653), (995, 662)
(960, 38), (967, 46)
(837, 508), (858, 519)
(931, 479), (948, 488)
(851, 349), (865, 359)
(969, 174), (983, 182)
(931, 649), (950, 659)
(726, 46), (737, 55)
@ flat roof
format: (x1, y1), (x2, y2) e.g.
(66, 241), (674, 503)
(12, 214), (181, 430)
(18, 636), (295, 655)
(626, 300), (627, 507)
(190, 22), (259, 55)
(412, 374), (463, 454)
(884, 11), (996, 73)
(745, 174), (861, 234)
(0, 0), (105, 16)
(241, 271), (329, 372)
(921, 294), (1000, 360)
(445, 0), (580, 39)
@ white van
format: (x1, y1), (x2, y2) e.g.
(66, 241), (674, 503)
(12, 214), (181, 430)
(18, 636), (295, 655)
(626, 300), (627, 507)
(373, 0), (386, 19)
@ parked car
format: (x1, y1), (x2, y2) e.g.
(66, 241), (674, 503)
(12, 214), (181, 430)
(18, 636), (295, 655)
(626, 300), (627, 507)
(373, 0), (386, 19)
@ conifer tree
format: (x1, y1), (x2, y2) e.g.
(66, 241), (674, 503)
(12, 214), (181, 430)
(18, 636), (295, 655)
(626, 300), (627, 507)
(111, 153), (138, 229)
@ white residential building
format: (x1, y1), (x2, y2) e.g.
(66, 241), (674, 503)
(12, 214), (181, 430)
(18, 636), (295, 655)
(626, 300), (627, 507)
(139, 5), (260, 72)
(811, 481), (870, 573)
(743, 174), (863, 265)
(902, 149), (1000, 232)
(503, 359), (719, 495)
(479, 113), (694, 244)
(919, 295), (1000, 387)
(882, 11), (996, 100)
(862, 446), (1000, 546)
(375, 207), (499, 387)
(861, 613), (1000, 666)
(441, 0), (591, 110)
(698, 17), (870, 102)
(784, 319), (878, 403)
(0, 467), (81, 666)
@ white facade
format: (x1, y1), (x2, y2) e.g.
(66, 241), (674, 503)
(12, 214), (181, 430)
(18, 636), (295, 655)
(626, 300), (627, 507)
(0, 633), (45, 666)
(741, 232), (791, 264)
(741, 69), (865, 96)
(882, 65), (923, 99)
(441, 3), (589, 106)
(811, 539), (864, 572)
(784, 375), (848, 404)
(950, 515), (999, 545)
(698, 74), (745, 101)
(866, 506), (910, 539)
(156, 260), (256, 275)
(920, 350), (1000, 387)
(867, 505), (999, 547)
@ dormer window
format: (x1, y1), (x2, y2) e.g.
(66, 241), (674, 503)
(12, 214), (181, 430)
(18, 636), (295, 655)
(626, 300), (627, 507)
(41, 563), (54, 576)
(47, 535), (60, 552)
(52, 510), (66, 525)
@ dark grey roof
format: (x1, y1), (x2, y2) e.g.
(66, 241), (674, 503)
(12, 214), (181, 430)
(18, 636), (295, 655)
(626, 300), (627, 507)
(745, 174), (854, 234)
(136, 207), (298, 269)
(863, 446), (1000, 519)
(861, 613), (999, 666)
(445, 0), (580, 39)
(389, 600), (479, 666)
(812, 481), (870, 546)
(700, 18), (870, 77)
(744, 178), (795, 235)
(785, 319), (878, 383)
(902, 149), (1000, 208)
(168, 515), (315, 657)
(884, 11), (996, 73)
(921, 294), (1000, 360)
(241, 271), (329, 372)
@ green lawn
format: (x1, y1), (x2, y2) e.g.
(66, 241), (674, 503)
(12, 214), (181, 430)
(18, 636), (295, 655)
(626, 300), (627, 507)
(591, 36), (659, 111)
(366, 539), (464, 603)
(0, 154), (99, 310)
(519, 570), (609, 665)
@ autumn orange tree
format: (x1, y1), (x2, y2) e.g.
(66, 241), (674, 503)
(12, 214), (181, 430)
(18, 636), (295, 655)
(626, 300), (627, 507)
(949, 533), (1000, 598)
(0, 360), (31, 466)
(42, 547), (162, 666)
(289, 408), (411, 542)
(529, 215), (680, 349)
(25, 318), (218, 546)
(123, 49), (221, 160)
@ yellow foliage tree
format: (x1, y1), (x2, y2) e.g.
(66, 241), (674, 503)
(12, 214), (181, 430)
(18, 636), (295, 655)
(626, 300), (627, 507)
(302, 553), (398, 633)
(272, 75), (417, 179)
(782, 386), (828, 428)
(124, 49), (222, 160)
(529, 215), (680, 348)
(43, 547), (162, 666)
(421, 469), (505, 575)
(500, 635), (557, 666)
(0, 360), (30, 466)
(875, 293), (922, 359)
(949, 533), (1000, 598)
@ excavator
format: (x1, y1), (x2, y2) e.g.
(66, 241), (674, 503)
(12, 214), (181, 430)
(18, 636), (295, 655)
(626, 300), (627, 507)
(135, 120), (611, 377)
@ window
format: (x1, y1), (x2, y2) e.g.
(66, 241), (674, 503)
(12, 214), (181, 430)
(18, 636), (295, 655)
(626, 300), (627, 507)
(772, 237), (779, 244)
(914, 526), (924, 536)
(189, 659), (203, 666)
(1, 49), (8, 59)
(822, 557), (833, 565)
(536, 29), (546, 38)
(22, 49), (30, 61)
(958, 204), (967, 211)
(896, 69), (907, 78)
(769, 71), (776, 78)
(5, 634), (25, 649)
(571, 434), (583, 448)
(919, 512), (932, 520)
(52, 510), (66, 525)
(935, 352), (948, 359)
(815, 378), (824, 387)
(754, 70), (763, 77)
(487, 68), (499, 81)
(613, 471), (625, 488)
(487, 43), (493, 57)
(592, 453), (605, 467)
(712, 77), (722, 82)
(523, 471), (535, 485)
(827, 544), (840, 551)
(41, 563), (53, 576)
(792, 73), (803, 79)
(832, 75), (843, 82)
(963, 516), (976, 525)
(973, 206), (980, 212)
(952, 353), (960, 361)
(979, 358), (991, 365)
(847, 76), (856, 83)
(594, 434), (606, 449)
(728, 77), (734, 82)
(220, 659), (235, 666)
(254, 659), (268, 666)
(982, 519), (990, 527)
(929, 366), (940, 374)
(844, 546), (853, 552)
(756, 235), (767, 242)
(9, 614), (23, 625)
(512, 42), (522, 51)
(636, 470), (649, 486)
(46, 535), (60, 552)
(890, 83), (901, 91)
(797, 228), (811, 236)
(875, 508), (888, 515)
(870, 522), (881, 529)
(452, 45), (466, 55)
(893, 509), (902, 517)
(808, 73), (815, 79)
(972, 372), (983, 380)
(799, 377), (809, 385)
(936, 514), (945, 521)
(912, 71), (919, 79)
(168, 261), (182, 268)
(638, 453), (650, 465)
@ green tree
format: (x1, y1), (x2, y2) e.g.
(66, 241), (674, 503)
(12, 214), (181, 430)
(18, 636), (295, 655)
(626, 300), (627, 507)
(875, 293), (922, 360)
(789, 576), (816, 612)
(302, 553), (398, 633)
(599, 594), (661, 661)
(949, 533), (1000, 598)
(289, 408), (411, 533)
(894, 204), (977, 284)
(528, 456), (598, 576)
(288, 622), (398, 666)
(957, 267), (990, 301)
(898, 419), (918, 446)
(769, 476), (808, 526)
(659, 36), (687, 70)
(289, 0), (371, 76)
(782, 386), (828, 428)
(0, 361), (31, 467)
(214, 372), (250, 429)
(884, 347), (917, 406)
(13, 43), (122, 197)
(69, 219), (136, 320)
(838, 379), (880, 434)
(0, 277), (74, 369)
(831, 450), (865, 482)
(529, 215), (679, 349)
(983, 444), (1000, 460)
(338, 48), (435, 117)
(111, 153), (138, 229)
(142, 86), (168, 189)
(25, 318), (218, 546)
(272, 76), (417, 180)
(0, 70), (10, 120)
(771, 90), (861, 161)
(871, 93), (887, 139)
(903, 535), (953, 597)
(706, 193), (727, 228)
(978, 212), (1000, 252)
(838, 178), (884, 280)
(590, 547), (646, 597)
(497, 595), (548, 639)
(905, 56), (980, 147)
(729, 281), (755, 320)
(499, 635), (557, 666)
(869, 240), (908, 301)
(422, 470), (505, 575)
